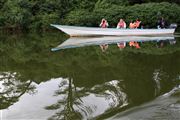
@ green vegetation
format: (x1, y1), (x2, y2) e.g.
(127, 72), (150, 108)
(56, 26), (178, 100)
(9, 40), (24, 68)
(0, 0), (179, 32)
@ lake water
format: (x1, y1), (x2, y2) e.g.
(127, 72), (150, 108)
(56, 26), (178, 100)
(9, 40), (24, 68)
(0, 33), (180, 120)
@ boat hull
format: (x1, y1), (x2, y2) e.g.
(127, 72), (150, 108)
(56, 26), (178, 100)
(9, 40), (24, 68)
(51, 24), (175, 37)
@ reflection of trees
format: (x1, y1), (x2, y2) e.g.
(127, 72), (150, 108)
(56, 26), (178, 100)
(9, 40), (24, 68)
(90, 80), (127, 108)
(153, 69), (165, 96)
(0, 72), (36, 109)
(0, 33), (179, 119)
(152, 68), (179, 97)
(45, 78), (88, 120)
(45, 78), (128, 120)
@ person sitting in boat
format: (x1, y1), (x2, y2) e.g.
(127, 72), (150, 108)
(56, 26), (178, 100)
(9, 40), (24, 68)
(117, 19), (126, 29)
(134, 18), (141, 28)
(99, 18), (109, 28)
(157, 17), (166, 29)
(100, 44), (108, 52)
(129, 21), (136, 29)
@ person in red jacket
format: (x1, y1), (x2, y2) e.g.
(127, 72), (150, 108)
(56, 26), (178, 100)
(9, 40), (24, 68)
(117, 19), (126, 29)
(99, 18), (109, 28)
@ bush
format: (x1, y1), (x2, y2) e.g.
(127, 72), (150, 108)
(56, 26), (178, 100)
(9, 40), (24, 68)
(0, 1), (179, 31)
(64, 2), (180, 28)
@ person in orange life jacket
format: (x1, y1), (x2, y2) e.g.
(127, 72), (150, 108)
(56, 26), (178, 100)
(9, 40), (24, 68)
(129, 21), (136, 29)
(117, 19), (126, 29)
(99, 18), (109, 28)
(134, 18), (141, 28)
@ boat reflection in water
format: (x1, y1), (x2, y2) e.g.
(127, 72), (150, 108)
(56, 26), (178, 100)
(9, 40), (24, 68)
(51, 35), (175, 52)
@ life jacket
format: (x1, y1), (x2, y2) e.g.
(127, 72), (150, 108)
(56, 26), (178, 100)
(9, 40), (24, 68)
(129, 23), (135, 29)
(101, 23), (107, 28)
(129, 41), (135, 46)
(118, 22), (125, 28)
(100, 21), (108, 28)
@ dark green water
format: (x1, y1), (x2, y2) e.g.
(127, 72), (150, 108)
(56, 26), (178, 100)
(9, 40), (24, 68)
(0, 33), (180, 120)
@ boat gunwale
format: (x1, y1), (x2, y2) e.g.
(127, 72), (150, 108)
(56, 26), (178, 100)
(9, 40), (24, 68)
(51, 24), (175, 31)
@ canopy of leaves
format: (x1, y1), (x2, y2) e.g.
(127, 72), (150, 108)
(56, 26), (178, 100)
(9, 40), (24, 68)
(0, 0), (179, 31)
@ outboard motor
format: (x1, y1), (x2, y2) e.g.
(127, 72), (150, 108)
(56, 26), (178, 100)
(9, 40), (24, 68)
(169, 23), (177, 29)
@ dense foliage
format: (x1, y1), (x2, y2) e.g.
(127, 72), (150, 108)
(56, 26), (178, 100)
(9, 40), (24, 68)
(0, 0), (179, 32)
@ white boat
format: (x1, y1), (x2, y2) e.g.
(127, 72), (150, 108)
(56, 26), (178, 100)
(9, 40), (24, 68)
(50, 24), (175, 37)
(51, 36), (175, 51)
